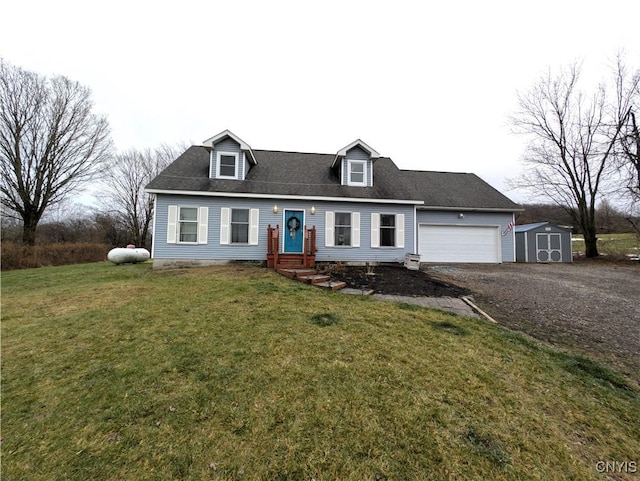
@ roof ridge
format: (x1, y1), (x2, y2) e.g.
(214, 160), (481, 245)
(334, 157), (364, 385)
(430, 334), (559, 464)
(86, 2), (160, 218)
(401, 169), (474, 175)
(253, 148), (335, 156)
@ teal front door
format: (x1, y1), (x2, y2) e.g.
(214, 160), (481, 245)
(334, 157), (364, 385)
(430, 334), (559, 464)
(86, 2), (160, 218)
(284, 210), (304, 253)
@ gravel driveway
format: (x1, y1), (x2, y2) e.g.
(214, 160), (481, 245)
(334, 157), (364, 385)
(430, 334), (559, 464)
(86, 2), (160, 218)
(425, 262), (640, 382)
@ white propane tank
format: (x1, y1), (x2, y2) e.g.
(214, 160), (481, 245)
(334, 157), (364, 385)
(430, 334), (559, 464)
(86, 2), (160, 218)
(107, 245), (151, 265)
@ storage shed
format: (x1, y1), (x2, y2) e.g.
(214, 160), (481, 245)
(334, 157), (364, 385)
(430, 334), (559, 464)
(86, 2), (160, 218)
(515, 222), (573, 263)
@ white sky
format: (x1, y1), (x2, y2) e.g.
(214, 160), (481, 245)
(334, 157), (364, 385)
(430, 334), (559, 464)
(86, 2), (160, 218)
(1, 0), (638, 203)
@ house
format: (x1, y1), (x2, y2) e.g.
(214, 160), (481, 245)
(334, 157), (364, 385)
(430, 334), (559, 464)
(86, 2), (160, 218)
(146, 130), (522, 269)
(515, 222), (573, 263)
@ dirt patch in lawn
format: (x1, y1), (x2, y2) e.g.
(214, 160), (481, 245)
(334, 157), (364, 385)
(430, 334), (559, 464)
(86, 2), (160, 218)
(318, 264), (471, 297)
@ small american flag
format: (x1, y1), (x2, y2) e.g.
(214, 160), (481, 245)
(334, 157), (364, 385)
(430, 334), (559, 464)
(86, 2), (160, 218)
(502, 221), (515, 236)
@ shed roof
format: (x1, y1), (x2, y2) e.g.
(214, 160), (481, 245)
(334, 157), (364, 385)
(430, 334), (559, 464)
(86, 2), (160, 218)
(514, 222), (572, 233)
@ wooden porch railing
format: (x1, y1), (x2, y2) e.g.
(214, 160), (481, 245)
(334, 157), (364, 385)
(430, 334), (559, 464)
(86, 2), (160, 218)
(267, 224), (279, 268)
(303, 225), (317, 267)
(267, 224), (317, 269)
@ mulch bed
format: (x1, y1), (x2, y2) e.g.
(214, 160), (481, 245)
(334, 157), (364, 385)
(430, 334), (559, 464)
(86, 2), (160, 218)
(318, 264), (470, 297)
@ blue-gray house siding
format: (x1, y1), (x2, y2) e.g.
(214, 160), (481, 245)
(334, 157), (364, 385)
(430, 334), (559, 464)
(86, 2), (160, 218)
(146, 131), (522, 267)
(152, 194), (415, 265)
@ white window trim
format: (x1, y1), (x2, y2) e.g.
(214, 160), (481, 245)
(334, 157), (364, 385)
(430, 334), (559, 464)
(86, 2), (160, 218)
(179, 206), (199, 244)
(326, 211), (361, 247)
(379, 213), (396, 247)
(334, 211), (352, 247)
(230, 208), (251, 245)
(371, 212), (404, 248)
(220, 207), (259, 246)
(168, 205), (208, 245)
(347, 159), (367, 186)
(216, 151), (239, 179)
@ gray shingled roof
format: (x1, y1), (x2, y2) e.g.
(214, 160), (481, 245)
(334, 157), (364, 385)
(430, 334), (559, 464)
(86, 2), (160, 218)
(146, 146), (521, 211)
(146, 146), (423, 201)
(400, 170), (522, 211)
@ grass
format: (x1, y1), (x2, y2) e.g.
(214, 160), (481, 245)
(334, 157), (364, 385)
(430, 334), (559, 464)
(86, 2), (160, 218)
(2, 262), (639, 480)
(572, 232), (640, 257)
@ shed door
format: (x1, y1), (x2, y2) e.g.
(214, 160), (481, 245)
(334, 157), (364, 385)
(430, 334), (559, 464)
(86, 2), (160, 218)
(536, 233), (562, 262)
(419, 225), (500, 263)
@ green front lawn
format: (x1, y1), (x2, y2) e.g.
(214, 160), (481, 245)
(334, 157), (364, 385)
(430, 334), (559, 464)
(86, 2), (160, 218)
(2, 263), (638, 480)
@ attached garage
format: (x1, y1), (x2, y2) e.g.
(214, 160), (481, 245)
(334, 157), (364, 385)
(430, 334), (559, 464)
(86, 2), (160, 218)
(419, 224), (501, 263)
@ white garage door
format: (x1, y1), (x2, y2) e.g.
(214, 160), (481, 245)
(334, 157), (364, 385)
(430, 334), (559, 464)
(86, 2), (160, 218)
(419, 225), (500, 263)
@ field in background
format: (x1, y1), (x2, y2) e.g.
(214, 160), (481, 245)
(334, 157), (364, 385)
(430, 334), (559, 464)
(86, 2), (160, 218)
(2, 263), (638, 480)
(1, 242), (112, 270)
(572, 232), (640, 259)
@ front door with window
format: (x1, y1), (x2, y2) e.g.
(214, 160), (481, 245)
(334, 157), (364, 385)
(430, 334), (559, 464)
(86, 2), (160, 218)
(284, 210), (304, 253)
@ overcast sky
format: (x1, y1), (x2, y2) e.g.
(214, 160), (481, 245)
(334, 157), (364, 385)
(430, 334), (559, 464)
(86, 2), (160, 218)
(1, 0), (638, 203)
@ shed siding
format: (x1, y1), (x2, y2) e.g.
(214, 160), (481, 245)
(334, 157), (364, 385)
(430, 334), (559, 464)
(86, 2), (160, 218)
(416, 210), (515, 262)
(519, 224), (572, 263)
(515, 231), (527, 262)
(153, 194), (415, 263)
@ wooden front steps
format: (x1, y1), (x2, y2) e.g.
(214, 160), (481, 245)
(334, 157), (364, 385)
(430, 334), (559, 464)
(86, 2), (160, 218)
(269, 254), (316, 270)
(267, 224), (336, 288)
(266, 225), (317, 270)
(276, 268), (347, 291)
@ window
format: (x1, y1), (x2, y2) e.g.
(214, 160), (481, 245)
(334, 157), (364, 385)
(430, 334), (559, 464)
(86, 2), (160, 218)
(220, 207), (259, 245)
(334, 212), (351, 246)
(217, 151), (238, 178)
(231, 209), (249, 244)
(371, 213), (403, 248)
(380, 214), (396, 246)
(347, 160), (367, 186)
(167, 205), (208, 244)
(179, 207), (198, 243)
(325, 211), (360, 247)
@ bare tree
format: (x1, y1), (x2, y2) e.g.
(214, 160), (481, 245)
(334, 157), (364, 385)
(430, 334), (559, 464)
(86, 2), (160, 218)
(0, 59), (112, 245)
(622, 111), (640, 197)
(511, 61), (634, 258)
(101, 144), (183, 248)
(613, 55), (640, 203)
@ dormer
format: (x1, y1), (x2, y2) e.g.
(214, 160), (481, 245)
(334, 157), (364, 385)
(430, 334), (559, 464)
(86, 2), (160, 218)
(202, 130), (257, 180)
(332, 139), (380, 187)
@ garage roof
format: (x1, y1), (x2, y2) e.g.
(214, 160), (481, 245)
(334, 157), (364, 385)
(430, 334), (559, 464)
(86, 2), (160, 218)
(401, 170), (522, 211)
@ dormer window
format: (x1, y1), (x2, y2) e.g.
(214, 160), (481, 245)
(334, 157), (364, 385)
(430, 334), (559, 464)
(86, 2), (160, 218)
(347, 159), (367, 186)
(334, 139), (378, 187)
(204, 130), (257, 181)
(217, 152), (238, 179)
